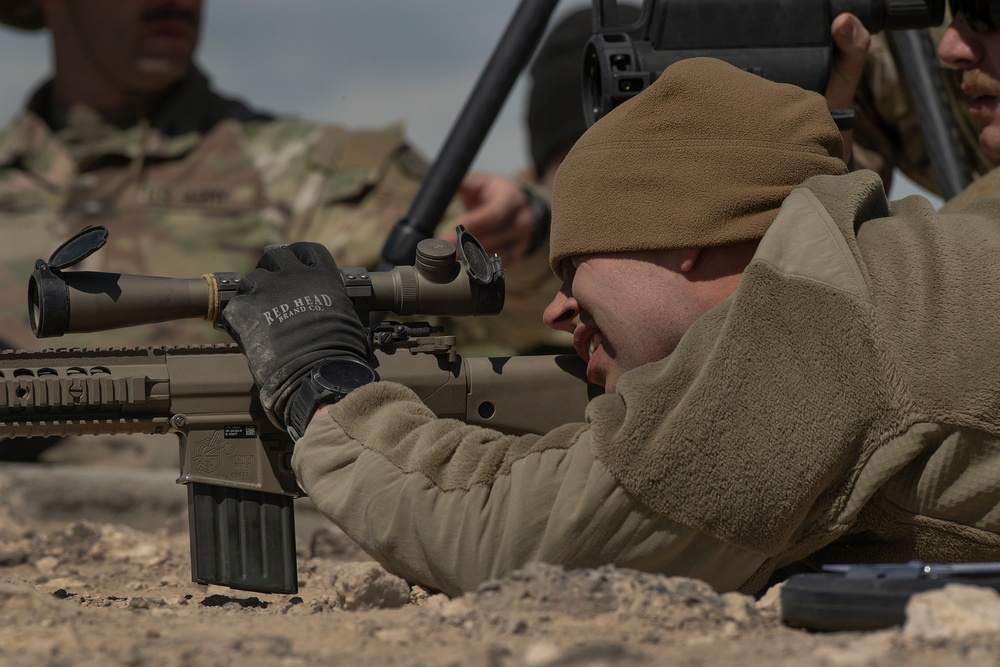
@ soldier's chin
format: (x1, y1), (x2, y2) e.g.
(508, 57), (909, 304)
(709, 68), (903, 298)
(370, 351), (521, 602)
(130, 57), (192, 92)
(978, 123), (1000, 161)
(136, 55), (189, 75)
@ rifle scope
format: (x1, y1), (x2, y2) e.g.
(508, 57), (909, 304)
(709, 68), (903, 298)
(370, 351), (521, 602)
(584, 0), (946, 125)
(29, 225), (505, 338)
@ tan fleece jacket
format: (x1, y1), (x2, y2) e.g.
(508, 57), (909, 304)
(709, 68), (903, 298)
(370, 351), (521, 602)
(942, 166), (1000, 214)
(294, 170), (1000, 595)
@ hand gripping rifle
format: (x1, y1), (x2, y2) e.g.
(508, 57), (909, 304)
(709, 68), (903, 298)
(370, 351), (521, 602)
(1, 226), (598, 594)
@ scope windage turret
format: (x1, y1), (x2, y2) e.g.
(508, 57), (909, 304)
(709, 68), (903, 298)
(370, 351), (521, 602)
(29, 226), (504, 338)
(583, 0), (945, 125)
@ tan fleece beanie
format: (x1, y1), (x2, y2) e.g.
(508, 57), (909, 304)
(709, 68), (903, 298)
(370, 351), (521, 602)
(550, 57), (848, 276)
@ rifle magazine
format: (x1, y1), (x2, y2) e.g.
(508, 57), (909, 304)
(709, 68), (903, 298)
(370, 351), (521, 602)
(187, 483), (298, 594)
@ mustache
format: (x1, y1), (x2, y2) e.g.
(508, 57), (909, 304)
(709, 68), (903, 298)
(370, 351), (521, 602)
(961, 69), (1000, 97)
(141, 6), (200, 28)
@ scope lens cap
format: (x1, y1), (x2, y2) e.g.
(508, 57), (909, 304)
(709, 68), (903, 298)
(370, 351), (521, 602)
(47, 224), (109, 270)
(455, 225), (496, 284)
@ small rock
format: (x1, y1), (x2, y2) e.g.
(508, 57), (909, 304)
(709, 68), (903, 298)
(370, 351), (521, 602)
(409, 584), (435, 606)
(721, 592), (754, 626)
(755, 581), (784, 617)
(438, 598), (474, 626)
(328, 562), (410, 611)
(34, 556), (59, 575)
(903, 584), (1000, 642)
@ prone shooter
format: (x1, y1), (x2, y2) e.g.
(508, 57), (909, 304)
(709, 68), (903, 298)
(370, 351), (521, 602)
(1, 225), (596, 594)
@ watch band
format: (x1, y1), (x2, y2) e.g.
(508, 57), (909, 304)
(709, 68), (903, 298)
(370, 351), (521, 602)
(286, 357), (377, 441)
(830, 109), (855, 131)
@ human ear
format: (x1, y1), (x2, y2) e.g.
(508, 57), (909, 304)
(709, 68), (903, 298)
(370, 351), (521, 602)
(678, 248), (702, 273)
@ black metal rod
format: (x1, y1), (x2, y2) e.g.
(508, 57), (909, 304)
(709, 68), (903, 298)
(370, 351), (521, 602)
(378, 0), (561, 270)
(888, 29), (972, 200)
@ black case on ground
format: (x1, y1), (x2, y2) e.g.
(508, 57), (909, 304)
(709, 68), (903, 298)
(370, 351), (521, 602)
(781, 563), (1000, 632)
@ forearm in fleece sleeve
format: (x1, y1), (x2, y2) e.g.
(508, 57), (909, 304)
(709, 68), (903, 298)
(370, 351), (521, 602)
(292, 381), (767, 595)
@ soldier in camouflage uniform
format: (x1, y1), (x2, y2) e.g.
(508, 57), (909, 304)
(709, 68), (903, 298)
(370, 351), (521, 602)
(0, 78), (435, 350)
(0, 0), (544, 348)
(0, 0), (549, 461)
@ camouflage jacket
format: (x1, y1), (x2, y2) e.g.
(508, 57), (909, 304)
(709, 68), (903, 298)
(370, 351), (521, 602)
(0, 68), (565, 358)
(0, 68), (427, 350)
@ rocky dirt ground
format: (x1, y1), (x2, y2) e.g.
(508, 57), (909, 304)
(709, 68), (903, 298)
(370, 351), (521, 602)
(3, 463), (1000, 667)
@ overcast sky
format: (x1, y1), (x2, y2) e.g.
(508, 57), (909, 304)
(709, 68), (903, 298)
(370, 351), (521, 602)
(0, 0), (939, 204)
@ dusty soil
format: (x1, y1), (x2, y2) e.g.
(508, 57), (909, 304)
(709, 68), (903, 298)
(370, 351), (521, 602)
(3, 463), (1000, 667)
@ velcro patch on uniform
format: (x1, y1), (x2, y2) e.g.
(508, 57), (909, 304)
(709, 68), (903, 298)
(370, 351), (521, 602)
(138, 184), (257, 210)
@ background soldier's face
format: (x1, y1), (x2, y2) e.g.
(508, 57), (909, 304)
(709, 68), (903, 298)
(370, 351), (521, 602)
(61, 0), (202, 95)
(939, 12), (1000, 159)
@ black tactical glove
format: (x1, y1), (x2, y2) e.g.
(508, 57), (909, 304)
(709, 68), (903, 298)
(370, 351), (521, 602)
(221, 242), (371, 431)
